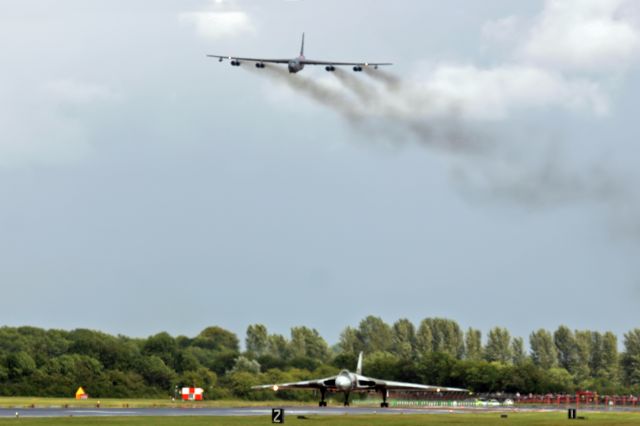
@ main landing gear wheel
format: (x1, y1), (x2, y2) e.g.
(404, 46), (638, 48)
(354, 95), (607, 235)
(319, 388), (327, 407)
(380, 389), (389, 408)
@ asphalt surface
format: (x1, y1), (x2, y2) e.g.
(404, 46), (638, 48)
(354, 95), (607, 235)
(1, 405), (638, 418)
(0, 406), (456, 418)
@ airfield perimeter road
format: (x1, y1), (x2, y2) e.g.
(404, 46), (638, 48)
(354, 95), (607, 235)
(1, 406), (639, 418)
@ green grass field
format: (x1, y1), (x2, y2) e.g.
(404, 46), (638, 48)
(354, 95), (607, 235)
(0, 413), (639, 426)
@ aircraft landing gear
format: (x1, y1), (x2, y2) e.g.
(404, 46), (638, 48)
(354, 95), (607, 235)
(380, 389), (389, 408)
(319, 388), (327, 407)
(343, 393), (350, 407)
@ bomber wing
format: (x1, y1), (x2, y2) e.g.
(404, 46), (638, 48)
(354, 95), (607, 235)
(206, 55), (291, 64)
(252, 375), (338, 391)
(355, 374), (468, 392)
(301, 59), (392, 67)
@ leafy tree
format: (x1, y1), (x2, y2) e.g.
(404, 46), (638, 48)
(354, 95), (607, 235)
(484, 327), (511, 363)
(455, 360), (506, 393)
(67, 329), (122, 369)
(175, 348), (201, 373)
(102, 369), (147, 397)
(0, 364), (8, 382)
(574, 330), (592, 383)
(391, 319), (416, 360)
(529, 329), (558, 369)
(2, 321), (640, 398)
(331, 352), (358, 371)
(622, 329), (640, 386)
(363, 351), (400, 379)
(554, 326), (578, 374)
(230, 356), (261, 374)
(175, 335), (192, 348)
(0, 327), (29, 353)
(356, 316), (393, 353)
(288, 356), (320, 371)
(417, 318), (464, 359)
(289, 326), (329, 362)
(465, 328), (482, 361)
(416, 352), (459, 388)
(193, 327), (239, 352)
(143, 332), (177, 369)
(180, 367), (217, 393)
(245, 324), (269, 357)
(256, 354), (286, 371)
(586, 331), (619, 384)
(590, 331), (605, 379)
(140, 355), (175, 390)
(6, 351), (36, 378)
(209, 349), (239, 376)
(337, 327), (361, 355)
(503, 359), (546, 394)
(415, 320), (433, 355)
(544, 368), (575, 393)
(600, 332), (619, 384)
(224, 371), (259, 399)
(511, 337), (527, 365)
(266, 334), (289, 360)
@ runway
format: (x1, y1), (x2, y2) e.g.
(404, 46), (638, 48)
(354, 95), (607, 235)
(0, 406), (460, 418)
(1, 405), (637, 418)
(0, 406), (474, 418)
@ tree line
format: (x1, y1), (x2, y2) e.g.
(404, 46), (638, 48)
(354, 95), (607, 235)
(1, 317), (639, 399)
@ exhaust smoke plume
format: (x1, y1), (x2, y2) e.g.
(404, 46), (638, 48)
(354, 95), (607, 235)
(363, 67), (401, 91)
(253, 65), (362, 122)
(331, 68), (490, 155)
(251, 64), (638, 241)
(333, 68), (379, 104)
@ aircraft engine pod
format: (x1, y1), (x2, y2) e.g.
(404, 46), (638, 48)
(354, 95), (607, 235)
(230, 60), (241, 66)
(325, 65), (336, 72)
(255, 62), (266, 68)
(352, 66), (363, 72)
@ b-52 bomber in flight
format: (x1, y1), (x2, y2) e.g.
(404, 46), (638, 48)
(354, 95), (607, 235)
(207, 33), (392, 74)
(252, 352), (468, 407)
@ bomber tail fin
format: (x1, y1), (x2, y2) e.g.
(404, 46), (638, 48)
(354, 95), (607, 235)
(300, 32), (305, 56)
(356, 351), (363, 375)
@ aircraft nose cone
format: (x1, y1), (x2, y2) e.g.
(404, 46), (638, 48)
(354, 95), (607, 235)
(335, 375), (352, 390)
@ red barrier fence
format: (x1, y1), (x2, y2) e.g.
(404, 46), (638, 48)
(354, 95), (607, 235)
(515, 392), (639, 407)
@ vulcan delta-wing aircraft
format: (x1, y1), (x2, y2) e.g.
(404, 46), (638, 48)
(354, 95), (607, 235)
(207, 33), (392, 73)
(252, 352), (468, 407)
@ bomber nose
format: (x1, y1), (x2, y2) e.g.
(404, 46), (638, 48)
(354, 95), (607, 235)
(335, 375), (352, 391)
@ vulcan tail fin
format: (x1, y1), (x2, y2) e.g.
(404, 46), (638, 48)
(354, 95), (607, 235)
(356, 351), (363, 375)
(300, 33), (305, 56)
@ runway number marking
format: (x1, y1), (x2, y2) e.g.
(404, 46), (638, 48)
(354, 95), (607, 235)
(272, 408), (284, 423)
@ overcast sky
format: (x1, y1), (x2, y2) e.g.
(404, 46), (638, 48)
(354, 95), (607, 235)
(1, 0), (639, 346)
